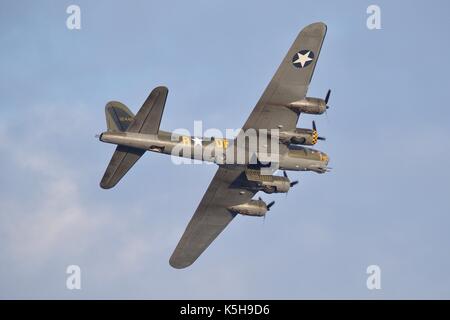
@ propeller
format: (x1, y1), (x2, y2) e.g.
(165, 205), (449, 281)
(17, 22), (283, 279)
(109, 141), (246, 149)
(259, 197), (275, 211)
(283, 170), (299, 187)
(258, 197), (275, 223)
(323, 89), (331, 123)
(325, 89), (331, 109)
(312, 121), (326, 141)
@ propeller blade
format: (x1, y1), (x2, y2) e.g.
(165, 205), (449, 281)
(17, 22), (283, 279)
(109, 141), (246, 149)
(283, 170), (288, 178)
(325, 89), (331, 105)
(312, 121), (326, 141)
(290, 180), (299, 187)
(267, 201), (275, 210)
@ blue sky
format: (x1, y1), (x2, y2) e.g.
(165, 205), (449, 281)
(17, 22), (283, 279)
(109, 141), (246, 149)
(1, 0), (450, 299)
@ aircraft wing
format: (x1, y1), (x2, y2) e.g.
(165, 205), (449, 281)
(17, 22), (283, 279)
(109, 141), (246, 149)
(170, 166), (256, 268)
(242, 22), (327, 132)
(170, 23), (327, 268)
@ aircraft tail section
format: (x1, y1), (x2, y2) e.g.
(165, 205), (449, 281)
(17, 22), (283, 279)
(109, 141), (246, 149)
(100, 145), (145, 189)
(100, 86), (169, 189)
(126, 86), (168, 134)
(105, 101), (135, 132)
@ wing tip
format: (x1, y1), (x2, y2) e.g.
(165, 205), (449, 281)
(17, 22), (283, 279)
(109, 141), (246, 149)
(153, 85), (169, 94)
(308, 21), (327, 30)
(169, 255), (194, 269)
(300, 21), (327, 36)
(99, 180), (114, 189)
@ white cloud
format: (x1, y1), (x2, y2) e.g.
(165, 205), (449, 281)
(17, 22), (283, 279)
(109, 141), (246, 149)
(0, 105), (170, 279)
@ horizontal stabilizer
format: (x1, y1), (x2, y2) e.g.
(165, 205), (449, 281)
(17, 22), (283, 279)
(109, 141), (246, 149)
(100, 145), (145, 189)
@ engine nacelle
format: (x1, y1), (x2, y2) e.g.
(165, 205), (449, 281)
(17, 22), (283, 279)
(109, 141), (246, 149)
(245, 169), (292, 194)
(288, 97), (327, 114)
(228, 200), (268, 217)
(279, 128), (318, 146)
(260, 178), (290, 194)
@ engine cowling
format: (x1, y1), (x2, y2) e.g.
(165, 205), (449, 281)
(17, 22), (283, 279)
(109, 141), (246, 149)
(245, 169), (296, 194)
(288, 97), (327, 114)
(279, 128), (318, 146)
(228, 200), (269, 217)
(260, 178), (290, 194)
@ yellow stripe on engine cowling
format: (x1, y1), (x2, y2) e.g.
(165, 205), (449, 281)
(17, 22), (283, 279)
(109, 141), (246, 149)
(312, 130), (318, 145)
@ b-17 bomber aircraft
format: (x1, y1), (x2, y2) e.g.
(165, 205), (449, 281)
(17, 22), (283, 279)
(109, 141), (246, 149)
(98, 22), (331, 268)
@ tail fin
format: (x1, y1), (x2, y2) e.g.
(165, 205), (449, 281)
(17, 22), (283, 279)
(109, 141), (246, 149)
(126, 86), (168, 134)
(100, 86), (169, 189)
(105, 101), (135, 132)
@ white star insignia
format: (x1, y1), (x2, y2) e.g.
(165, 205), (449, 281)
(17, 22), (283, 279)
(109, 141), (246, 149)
(293, 51), (313, 67)
(192, 137), (203, 146)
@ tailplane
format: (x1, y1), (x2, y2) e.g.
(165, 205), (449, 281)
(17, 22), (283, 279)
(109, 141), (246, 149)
(100, 86), (168, 189)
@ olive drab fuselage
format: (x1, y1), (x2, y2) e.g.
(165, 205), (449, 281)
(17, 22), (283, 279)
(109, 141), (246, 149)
(99, 129), (329, 173)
